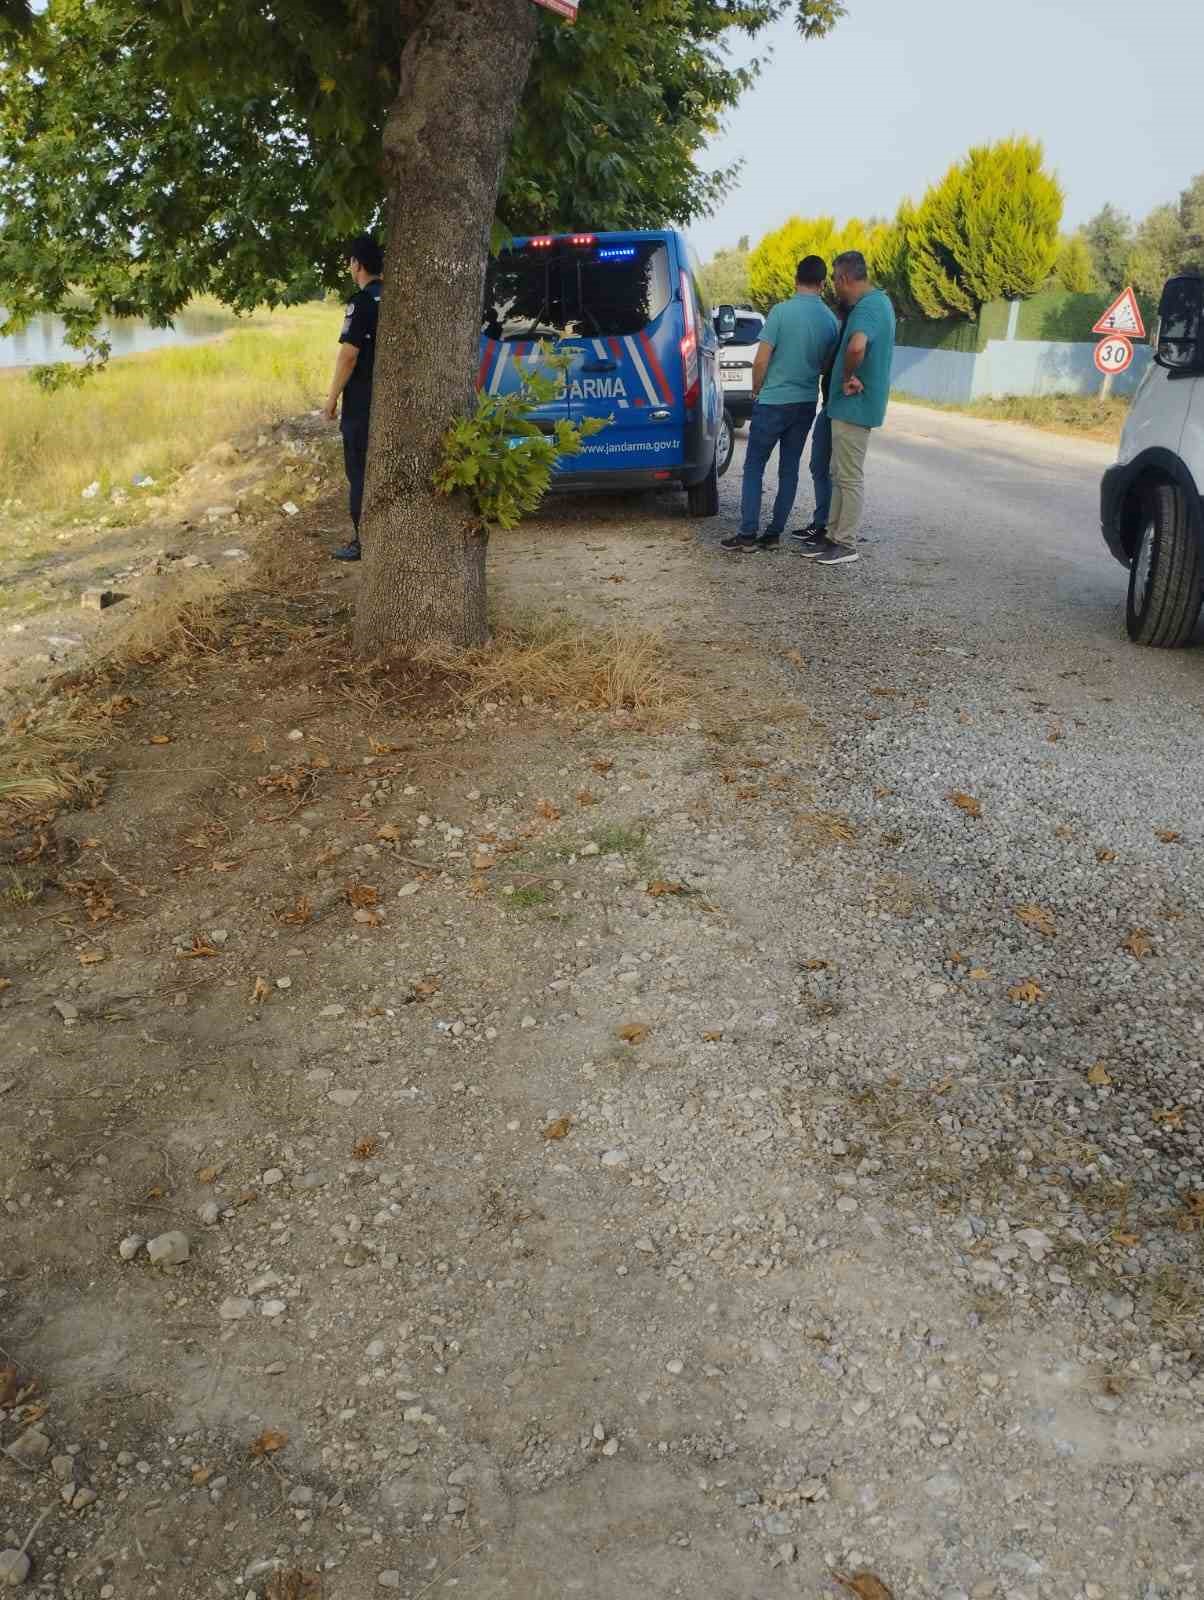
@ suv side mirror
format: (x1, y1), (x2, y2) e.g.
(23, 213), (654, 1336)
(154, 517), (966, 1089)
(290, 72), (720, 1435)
(1156, 275), (1204, 373)
(715, 304), (737, 339)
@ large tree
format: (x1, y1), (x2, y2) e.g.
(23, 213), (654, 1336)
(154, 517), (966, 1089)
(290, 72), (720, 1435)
(907, 137), (1062, 321)
(1081, 203), (1133, 294)
(0, 0), (846, 650)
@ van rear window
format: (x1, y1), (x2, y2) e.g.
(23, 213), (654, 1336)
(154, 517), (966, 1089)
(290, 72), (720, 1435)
(482, 241), (672, 341)
(572, 242), (672, 337)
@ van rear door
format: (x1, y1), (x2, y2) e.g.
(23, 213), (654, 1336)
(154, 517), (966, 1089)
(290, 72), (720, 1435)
(479, 241), (573, 431)
(555, 236), (683, 476)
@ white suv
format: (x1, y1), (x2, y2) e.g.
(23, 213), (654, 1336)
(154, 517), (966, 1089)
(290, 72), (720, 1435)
(714, 306), (765, 427)
(1101, 273), (1204, 646)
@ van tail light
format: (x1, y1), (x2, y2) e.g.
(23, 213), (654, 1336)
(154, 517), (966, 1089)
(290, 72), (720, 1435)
(679, 269), (700, 409)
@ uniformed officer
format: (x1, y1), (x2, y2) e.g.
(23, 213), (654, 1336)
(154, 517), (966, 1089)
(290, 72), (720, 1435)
(322, 233), (383, 561)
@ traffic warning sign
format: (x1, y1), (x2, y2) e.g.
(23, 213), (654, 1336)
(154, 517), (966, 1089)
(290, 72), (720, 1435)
(1092, 287), (1146, 340)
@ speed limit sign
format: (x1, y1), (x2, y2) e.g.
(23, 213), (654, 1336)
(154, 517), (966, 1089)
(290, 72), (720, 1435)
(1094, 335), (1134, 376)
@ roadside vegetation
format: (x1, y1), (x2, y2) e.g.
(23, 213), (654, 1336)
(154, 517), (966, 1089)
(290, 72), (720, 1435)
(0, 302), (331, 527)
(892, 389), (1131, 444)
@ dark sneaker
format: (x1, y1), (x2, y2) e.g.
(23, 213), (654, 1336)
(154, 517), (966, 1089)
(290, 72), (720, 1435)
(813, 539), (859, 565)
(756, 534), (781, 552)
(332, 540), (361, 562)
(789, 522), (826, 543)
(720, 535), (759, 553)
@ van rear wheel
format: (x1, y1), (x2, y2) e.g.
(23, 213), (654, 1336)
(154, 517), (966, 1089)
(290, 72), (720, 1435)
(687, 456), (720, 518)
(1125, 482), (1203, 647)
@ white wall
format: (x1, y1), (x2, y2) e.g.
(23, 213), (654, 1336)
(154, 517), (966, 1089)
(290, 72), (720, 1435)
(891, 337), (1152, 404)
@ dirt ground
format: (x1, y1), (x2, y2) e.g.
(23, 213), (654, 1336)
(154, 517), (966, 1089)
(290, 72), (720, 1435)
(2, 420), (1203, 1600)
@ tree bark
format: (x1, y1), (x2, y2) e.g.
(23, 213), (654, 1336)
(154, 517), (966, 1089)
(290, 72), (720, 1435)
(354, 0), (539, 656)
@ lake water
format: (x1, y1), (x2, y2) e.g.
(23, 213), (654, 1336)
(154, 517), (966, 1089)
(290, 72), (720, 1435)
(0, 307), (231, 369)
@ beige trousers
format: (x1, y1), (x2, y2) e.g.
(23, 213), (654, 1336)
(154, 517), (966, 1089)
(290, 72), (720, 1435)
(828, 419), (872, 548)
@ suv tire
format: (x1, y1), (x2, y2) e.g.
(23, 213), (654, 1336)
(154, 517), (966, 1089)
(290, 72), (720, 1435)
(1126, 482), (1203, 647)
(687, 455), (720, 518)
(716, 410), (735, 480)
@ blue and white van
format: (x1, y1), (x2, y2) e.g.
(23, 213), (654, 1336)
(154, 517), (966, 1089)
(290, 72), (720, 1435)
(479, 229), (724, 516)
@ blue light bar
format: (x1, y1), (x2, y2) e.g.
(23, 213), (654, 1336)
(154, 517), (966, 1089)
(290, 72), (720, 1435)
(596, 246), (637, 261)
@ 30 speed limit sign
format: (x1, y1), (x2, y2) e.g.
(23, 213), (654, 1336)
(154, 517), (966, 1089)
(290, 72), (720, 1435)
(1094, 335), (1134, 376)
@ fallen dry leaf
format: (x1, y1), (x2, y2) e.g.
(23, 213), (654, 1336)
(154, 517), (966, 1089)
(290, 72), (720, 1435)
(251, 976), (271, 1005)
(376, 823), (402, 842)
(1014, 904), (1057, 937)
(470, 853), (494, 871)
(933, 1078), (955, 1094)
(265, 1569), (322, 1600)
(606, 573), (626, 583)
(412, 977), (441, 998)
(191, 1464), (213, 1486)
(833, 1571), (895, 1600)
(948, 791), (982, 819)
(276, 896), (313, 926)
(1008, 979), (1045, 1004)
(873, 785), (895, 799)
(646, 880), (686, 898)
(196, 1165), (221, 1184)
(148, 733), (173, 746)
(967, 967), (990, 981)
(1113, 1230), (1140, 1247)
(345, 884), (378, 909)
(249, 1427), (289, 1458)
(235, 1188), (258, 1207)
(1121, 927), (1153, 959)
(616, 1023), (650, 1045)
(783, 649), (805, 668)
(0, 978), (10, 992)
(535, 799), (561, 821)
(576, 789), (599, 807)
(1153, 1107), (1186, 1129)
(352, 1135), (379, 1160)
(1086, 1061), (1113, 1088)
(1155, 828), (1181, 844)
(802, 958), (829, 972)
(542, 1116), (572, 1141)
(1096, 846), (1118, 862)
(590, 759), (614, 774)
(178, 937), (219, 959)
(701, 1029), (724, 1042)
(77, 948), (107, 966)
(353, 907), (382, 925)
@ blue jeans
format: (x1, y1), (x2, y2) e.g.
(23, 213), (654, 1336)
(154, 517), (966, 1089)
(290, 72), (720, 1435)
(810, 408), (833, 527)
(739, 401), (817, 537)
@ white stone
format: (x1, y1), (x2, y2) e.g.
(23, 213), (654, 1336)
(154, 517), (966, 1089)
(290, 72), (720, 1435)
(146, 1231), (190, 1265)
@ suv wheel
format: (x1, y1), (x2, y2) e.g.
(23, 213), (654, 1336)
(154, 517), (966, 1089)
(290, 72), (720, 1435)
(1126, 482), (1203, 647)
(687, 455), (720, 518)
(716, 410), (735, 480)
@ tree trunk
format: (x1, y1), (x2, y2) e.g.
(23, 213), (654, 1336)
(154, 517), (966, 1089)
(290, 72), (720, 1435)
(354, 0), (539, 656)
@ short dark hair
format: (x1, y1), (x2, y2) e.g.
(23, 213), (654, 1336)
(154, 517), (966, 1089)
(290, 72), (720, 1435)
(346, 233), (384, 275)
(796, 255), (827, 286)
(832, 250), (868, 283)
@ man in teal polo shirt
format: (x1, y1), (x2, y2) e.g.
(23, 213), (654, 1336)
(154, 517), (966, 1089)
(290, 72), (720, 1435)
(721, 254), (838, 553)
(797, 250), (896, 567)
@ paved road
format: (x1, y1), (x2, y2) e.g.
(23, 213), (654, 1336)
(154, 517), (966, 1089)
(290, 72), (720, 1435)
(719, 398), (1204, 681)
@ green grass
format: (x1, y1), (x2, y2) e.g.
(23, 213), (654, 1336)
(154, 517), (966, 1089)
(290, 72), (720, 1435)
(508, 885), (554, 909)
(0, 301), (334, 528)
(591, 823), (647, 855)
(891, 388), (1131, 444)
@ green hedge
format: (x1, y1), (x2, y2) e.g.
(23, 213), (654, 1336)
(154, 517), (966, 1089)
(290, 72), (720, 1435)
(895, 285), (1159, 351)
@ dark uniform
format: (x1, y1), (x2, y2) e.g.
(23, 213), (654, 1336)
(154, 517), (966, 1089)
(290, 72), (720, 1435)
(338, 279), (382, 537)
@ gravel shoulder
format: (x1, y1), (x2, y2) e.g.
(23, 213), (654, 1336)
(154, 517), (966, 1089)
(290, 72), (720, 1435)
(2, 413), (1202, 1600)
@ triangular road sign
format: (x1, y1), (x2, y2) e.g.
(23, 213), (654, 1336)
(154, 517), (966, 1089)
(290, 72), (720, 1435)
(1093, 286), (1146, 339)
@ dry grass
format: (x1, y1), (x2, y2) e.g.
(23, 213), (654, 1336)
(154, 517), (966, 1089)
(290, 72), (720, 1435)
(0, 303), (332, 524)
(793, 807), (859, 846)
(419, 617), (688, 718)
(97, 571), (238, 668)
(0, 707), (104, 812)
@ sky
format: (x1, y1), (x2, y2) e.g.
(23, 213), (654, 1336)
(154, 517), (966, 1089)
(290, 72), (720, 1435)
(690, 0), (1204, 261)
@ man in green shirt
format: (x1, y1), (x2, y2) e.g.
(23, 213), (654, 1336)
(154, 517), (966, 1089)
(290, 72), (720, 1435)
(797, 250), (896, 566)
(721, 255), (838, 553)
